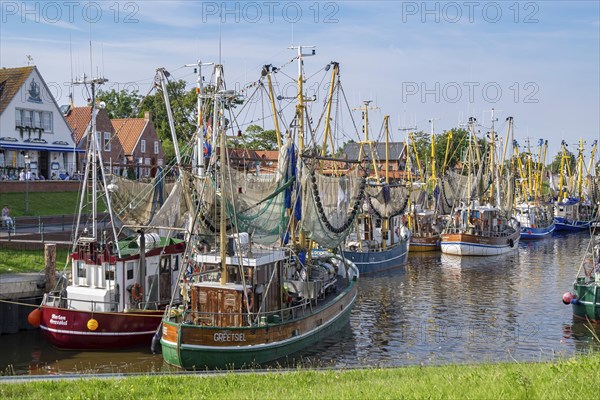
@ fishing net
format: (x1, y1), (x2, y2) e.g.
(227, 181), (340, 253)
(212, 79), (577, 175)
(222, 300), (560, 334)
(300, 164), (364, 248)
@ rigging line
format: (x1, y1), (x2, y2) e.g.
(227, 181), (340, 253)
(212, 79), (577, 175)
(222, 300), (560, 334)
(339, 85), (362, 140)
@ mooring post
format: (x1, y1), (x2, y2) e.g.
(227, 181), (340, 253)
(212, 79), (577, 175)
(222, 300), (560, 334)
(44, 243), (57, 293)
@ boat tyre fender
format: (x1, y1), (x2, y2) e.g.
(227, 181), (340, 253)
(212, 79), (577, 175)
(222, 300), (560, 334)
(131, 283), (143, 302)
(509, 238), (514, 248)
(245, 288), (254, 312)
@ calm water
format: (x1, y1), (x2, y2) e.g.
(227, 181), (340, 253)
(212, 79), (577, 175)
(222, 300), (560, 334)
(2, 232), (599, 375)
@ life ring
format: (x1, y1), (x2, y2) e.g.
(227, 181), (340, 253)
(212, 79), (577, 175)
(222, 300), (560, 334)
(244, 288), (254, 312)
(131, 283), (143, 302)
(509, 238), (514, 248)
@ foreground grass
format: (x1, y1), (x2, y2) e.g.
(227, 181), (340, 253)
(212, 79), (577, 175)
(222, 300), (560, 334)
(0, 248), (70, 274)
(1, 354), (599, 399)
(0, 192), (80, 217)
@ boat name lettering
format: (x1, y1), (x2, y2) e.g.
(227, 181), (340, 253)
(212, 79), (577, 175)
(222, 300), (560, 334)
(49, 313), (68, 326)
(213, 332), (246, 342)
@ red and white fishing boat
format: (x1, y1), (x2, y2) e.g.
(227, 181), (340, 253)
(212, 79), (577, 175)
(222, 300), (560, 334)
(30, 76), (186, 349)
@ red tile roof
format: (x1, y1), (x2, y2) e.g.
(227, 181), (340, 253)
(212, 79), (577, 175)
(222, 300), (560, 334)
(64, 106), (92, 145)
(112, 118), (148, 155)
(0, 66), (34, 115)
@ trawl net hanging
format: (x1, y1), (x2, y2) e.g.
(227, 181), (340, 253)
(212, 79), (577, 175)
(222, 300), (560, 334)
(301, 165), (365, 248)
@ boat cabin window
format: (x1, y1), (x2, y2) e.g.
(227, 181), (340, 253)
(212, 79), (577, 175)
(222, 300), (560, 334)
(160, 255), (171, 273)
(126, 262), (134, 280)
(105, 263), (115, 281)
(77, 260), (86, 279)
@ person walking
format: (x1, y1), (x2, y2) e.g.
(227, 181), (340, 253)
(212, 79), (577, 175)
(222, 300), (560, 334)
(2, 204), (13, 229)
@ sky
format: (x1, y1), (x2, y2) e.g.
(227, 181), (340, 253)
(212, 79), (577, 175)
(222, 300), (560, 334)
(1, 0), (599, 160)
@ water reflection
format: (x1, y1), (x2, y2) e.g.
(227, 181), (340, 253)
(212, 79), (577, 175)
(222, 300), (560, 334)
(1, 232), (598, 375)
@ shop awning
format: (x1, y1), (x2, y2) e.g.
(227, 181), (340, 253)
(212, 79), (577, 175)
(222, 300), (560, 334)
(0, 143), (85, 153)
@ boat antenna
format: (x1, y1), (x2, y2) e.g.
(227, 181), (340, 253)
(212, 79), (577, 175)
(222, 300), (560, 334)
(218, 11), (222, 64)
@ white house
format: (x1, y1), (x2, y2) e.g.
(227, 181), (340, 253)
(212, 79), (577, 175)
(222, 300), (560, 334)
(0, 66), (81, 180)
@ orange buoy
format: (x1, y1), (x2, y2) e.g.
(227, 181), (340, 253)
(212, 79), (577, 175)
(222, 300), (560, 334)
(27, 308), (42, 328)
(87, 318), (99, 331)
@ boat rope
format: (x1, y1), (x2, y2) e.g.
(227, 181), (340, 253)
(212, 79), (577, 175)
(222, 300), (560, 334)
(0, 299), (167, 318)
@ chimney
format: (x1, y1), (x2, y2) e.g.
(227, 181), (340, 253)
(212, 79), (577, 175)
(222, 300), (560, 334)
(144, 111), (151, 121)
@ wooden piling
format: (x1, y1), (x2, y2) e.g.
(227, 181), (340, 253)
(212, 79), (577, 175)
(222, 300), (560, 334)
(45, 243), (57, 292)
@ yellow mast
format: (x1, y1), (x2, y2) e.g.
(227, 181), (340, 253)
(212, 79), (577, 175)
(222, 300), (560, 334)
(429, 118), (437, 190)
(576, 139), (585, 199)
(409, 132), (425, 183)
(382, 115), (390, 249)
(442, 130), (453, 173)
(558, 141), (571, 201)
(540, 140), (548, 197)
(264, 65), (282, 149)
(321, 62), (339, 160)
(587, 140), (598, 176)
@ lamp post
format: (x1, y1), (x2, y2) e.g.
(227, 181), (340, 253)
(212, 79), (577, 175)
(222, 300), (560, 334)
(24, 154), (30, 214)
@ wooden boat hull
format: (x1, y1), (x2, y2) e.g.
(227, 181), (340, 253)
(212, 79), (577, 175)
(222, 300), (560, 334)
(409, 235), (441, 252)
(39, 305), (162, 349)
(441, 231), (520, 256)
(571, 281), (600, 323)
(161, 282), (357, 369)
(520, 223), (555, 240)
(342, 241), (409, 274)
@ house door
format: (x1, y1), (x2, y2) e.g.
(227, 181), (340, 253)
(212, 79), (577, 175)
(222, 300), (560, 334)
(39, 151), (49, 178)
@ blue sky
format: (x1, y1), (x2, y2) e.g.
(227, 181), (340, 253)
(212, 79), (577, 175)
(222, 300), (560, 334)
(1, 1), (599, 159)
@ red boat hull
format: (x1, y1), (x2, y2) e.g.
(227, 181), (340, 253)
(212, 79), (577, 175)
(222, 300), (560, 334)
(39, 305), (163, 350)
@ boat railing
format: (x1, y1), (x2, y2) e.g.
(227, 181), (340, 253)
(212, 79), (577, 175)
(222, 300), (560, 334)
(167, 298), (317, 327)
(43, 293), (166, 313)
(443, 227), (513, 238)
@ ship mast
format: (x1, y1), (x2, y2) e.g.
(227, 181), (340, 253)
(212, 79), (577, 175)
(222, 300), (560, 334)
(185, 60), (214, 178)
(289, 45), (315, 250)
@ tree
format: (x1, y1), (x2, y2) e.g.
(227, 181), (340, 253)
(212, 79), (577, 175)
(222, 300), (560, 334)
(96, 89), (141, 119)
(237, 124), (279, 150)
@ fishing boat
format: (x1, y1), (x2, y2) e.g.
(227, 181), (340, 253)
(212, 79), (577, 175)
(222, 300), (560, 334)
(440, 114), (520, 256)
(404, 120), (444, 252)
(161, 51), (360, 369)
(562, 232), (600, 322)
(554, 140), (598, 231)
(340, 103), (410, 273)
(515, 202), (555, 239)
(29, 76), (188, 350)
(407, 206), (442, 251)
(511, 139), (555, 239)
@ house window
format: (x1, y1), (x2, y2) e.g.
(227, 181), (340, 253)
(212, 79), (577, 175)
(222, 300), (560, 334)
(141, 139), (146, 153)
(145, 157), (151, 177)
(104, 132), (111, 151)
(157, 158), (163, 166)
(34, 111), (42, 129)
(154, 141), (159, 154)
(15, 109), (22, 126)
(23, 110), (32, 127)
(42, 112), (53, 132)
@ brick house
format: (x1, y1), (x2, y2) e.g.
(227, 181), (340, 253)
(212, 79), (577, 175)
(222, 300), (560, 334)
(112, 112), (164, 179)
(64, 106), (125, 176)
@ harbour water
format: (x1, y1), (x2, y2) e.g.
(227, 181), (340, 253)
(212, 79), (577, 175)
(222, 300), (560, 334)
(1, 231), (598, 375)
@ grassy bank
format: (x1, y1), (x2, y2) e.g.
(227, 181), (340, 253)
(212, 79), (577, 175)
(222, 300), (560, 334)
(1, 354), (599, 399)
(0, 192), (80, 217)
(0, 248), (70, 274)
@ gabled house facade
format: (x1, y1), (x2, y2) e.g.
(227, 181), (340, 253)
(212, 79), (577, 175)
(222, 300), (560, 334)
(65, 106), (125, 176)
(0, 66), (81, 180)
(342, 141), (408, 180)
(113, 112), (165, 179)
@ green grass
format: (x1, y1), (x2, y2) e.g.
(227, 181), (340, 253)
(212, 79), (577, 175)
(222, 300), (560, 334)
(0, 192), (80, 217)
(1, 354), (599, 399)
(0, 248), (70, 274)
